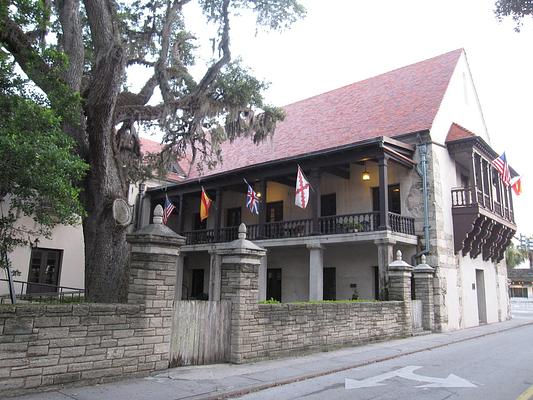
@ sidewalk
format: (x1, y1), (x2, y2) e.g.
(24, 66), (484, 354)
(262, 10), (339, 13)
(10, 318), (533, 400)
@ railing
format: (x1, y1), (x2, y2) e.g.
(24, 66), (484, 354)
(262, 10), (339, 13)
(182, 211), (416, 245)
(319, 212), (379, 234)
(182, 229), (215, 245)
(388, 212), (415, 235)
(451, 186), (515, 223)
(0, 279), (84, 303)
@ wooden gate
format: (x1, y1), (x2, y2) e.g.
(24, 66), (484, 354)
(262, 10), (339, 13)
(411, 300), (422, 331)
(169, 300), (231, 367)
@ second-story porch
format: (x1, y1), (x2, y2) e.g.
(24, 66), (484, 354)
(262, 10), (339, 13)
(147, 136), (419, 248)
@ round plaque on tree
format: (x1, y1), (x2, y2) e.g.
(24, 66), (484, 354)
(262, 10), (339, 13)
(112, 198), (132, 226)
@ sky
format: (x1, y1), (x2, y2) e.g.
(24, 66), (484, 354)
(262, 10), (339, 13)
(155, 0), (533, 236)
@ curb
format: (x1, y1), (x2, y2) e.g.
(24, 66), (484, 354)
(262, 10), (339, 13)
(195, 319), (533, 400)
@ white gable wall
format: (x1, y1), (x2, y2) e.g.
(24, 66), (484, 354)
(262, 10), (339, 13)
(426, 50), (510, 331)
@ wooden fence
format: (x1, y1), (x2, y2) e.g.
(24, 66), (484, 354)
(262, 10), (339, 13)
(411, 299), (422, 331)
(169, 300), (231, 367)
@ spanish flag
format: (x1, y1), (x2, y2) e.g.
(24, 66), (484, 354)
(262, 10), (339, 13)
(511, 176), (522, 196)
(200, 187), (212, 221)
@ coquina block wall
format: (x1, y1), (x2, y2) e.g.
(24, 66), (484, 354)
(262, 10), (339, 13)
(248, 302), (409, 361)
(219, 230), (413, 364)
(0, 303), (169, 394)
(0, 206), (185, 396)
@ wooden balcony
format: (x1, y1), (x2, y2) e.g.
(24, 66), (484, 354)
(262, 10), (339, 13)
(181, 211), (415, 245)
(451, 187), (516, 262)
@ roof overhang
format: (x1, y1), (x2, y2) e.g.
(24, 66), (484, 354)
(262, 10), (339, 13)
(148, 136), (416, 196)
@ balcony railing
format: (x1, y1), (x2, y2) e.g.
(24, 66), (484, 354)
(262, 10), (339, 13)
(182, 211), (415, 245)
(451, 187), (515, 223)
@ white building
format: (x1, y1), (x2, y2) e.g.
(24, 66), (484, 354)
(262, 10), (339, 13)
(148, 49), (516, 332)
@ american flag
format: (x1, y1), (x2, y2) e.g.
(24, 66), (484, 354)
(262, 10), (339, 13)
(492, 152), (511, 186)
(163, 195), (176, 224)
(245, 179), (259, 215)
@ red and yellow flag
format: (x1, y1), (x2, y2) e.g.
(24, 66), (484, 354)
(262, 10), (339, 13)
(200, 188), (212, 221)
(511, 176), (522, 196)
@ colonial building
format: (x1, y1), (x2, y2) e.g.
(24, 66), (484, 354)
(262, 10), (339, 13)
(146, 49), (517, 332)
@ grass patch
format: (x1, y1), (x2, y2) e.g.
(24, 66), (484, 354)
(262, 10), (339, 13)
(259, 299), (378, 305)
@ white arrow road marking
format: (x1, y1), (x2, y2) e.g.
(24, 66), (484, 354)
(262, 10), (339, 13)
(345, 366), (477, 389)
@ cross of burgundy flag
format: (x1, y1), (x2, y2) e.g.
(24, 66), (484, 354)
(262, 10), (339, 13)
(163, 195), (176, 225)
(491, 152), (511, 186)
(200, 187), (212, 221)
(295, 165), (310, 209)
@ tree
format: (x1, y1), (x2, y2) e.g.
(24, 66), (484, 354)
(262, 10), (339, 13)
(0, 53), (87, 274)
(495, 0), (533, 31)
(0, 0), (305, 302)
(505, 242), (528, 270)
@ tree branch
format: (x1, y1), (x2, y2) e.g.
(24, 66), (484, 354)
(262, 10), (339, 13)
(0, 16), (57, 96)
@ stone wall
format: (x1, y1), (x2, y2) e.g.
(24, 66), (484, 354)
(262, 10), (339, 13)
(0, 303), (170, 396)
(247, 302), (409, 362)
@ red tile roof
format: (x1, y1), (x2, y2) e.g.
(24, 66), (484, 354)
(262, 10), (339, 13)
(445, 122), (477, 143)
(139, 138), (185, 182)
(176, 49), (463, 180)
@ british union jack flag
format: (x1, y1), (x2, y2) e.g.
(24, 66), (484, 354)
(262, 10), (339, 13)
(245, 180), (260, 215)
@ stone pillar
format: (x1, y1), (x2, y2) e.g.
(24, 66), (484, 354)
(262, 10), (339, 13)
(388, 250), (413, 337)
(307, 242), (324, 301)
(413, 255), (435, 331)
(219, 224), (266, 364)
(126, 205), (186, 369)
(208, 250), (222, 301)
(375, 238), (396, 300)
(258, 255), (267, 301)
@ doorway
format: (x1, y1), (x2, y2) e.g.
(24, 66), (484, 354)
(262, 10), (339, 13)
(27, 248), (62, 294)
(323, 267), (336, 300)
(267, 268), (282, 302)
(475, 269), (487, 324)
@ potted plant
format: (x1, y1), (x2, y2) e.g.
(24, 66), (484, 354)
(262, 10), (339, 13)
(343, 221), (363, 233)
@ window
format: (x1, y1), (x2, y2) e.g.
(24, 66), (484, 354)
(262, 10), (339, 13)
(510, 287), (528, 298)
(226, 207), (241, 227)
(266, 201), (283, 222)
(372, 184), (401, 214)
(267, 268), (282, 302)
(193, 213), (206, 230)
(320, 194), (336, 217)
(27, 248), (62, 294)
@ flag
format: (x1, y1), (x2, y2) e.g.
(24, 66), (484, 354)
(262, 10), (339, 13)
(245, 179), (260, 215)
(492, 152), (511, 186)
(200, 187), (212, 221)
(163, 195), (175, 225)
(510, 176), (522, 196)
(295, 165), (310, 209)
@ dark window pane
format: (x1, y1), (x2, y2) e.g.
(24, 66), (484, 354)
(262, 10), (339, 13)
(266, 201), (283, 222)
(226, 207), (241, 227)
(320, 194), (336, 217)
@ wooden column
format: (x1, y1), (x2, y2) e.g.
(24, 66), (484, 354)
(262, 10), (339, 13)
(176, 194), (184, 233)
(258, 179), (267, 238)
(214, 189), (222, 242)
(470, 152), (478, 204)
(309, 169), (321, 235)
(486, 161), (493, 210)
(378, 156), (390, 230)
(508, 185), (515, 222)
(479, 158), (486, 207)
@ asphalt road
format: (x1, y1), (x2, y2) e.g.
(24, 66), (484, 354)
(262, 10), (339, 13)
(234, 309), (533, 400)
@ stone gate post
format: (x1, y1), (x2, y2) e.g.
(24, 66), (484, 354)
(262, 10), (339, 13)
(126, 205), (185, 369)
(388, 250), (413, 336)
(413, 254), (435, 331)
(218, 224), (266, 364)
